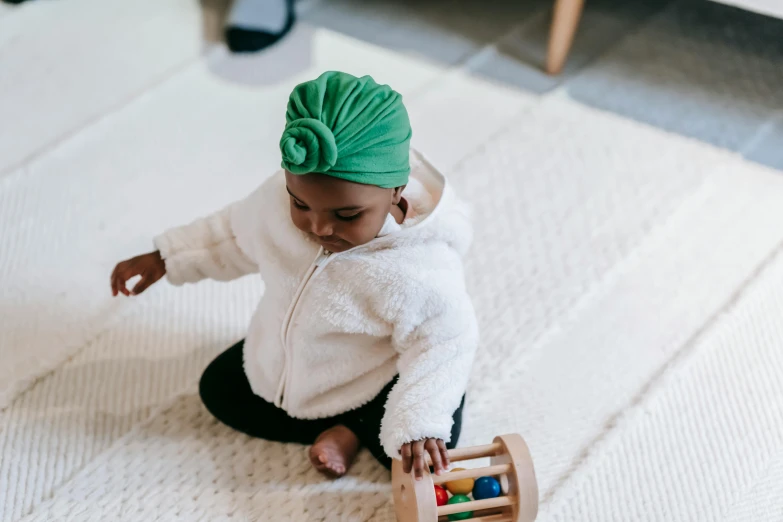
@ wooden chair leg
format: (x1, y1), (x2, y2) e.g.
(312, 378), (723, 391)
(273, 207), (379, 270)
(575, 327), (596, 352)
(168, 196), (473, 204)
(545, 0), (585, 75)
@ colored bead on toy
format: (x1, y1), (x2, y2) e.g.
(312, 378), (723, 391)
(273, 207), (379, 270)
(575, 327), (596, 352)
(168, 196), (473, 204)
(434, 485), (448, 507)
(444, 468), (474, 495)
(472, 476), (501, 500)
(446, 494), (473, 521)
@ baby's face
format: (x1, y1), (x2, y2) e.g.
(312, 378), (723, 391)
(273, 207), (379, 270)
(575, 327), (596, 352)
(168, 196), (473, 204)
(285, 171), (404, 253)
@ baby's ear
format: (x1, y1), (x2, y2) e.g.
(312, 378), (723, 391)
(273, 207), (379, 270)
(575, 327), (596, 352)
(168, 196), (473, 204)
(392, 185), (406, 204)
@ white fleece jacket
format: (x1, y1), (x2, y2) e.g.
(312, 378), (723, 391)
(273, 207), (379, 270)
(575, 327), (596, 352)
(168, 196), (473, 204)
(154, 150), (478, 459)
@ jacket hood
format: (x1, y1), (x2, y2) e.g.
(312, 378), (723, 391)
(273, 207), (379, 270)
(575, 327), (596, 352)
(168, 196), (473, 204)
(370, 149), (473, 257)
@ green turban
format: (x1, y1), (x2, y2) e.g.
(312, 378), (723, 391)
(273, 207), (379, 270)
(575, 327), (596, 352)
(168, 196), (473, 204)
(280, 71), (412, 188)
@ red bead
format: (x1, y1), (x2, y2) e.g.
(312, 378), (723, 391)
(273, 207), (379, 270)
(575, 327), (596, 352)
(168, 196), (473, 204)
(434, 485), (449, 506)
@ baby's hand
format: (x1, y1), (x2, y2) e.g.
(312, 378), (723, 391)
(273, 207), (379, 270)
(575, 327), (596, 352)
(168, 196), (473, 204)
(400, 438), (450, 480)
(111, 251), (166, 296)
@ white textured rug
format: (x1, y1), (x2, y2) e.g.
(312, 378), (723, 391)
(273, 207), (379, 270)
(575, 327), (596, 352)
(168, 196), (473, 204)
(2, 1), (783, 521)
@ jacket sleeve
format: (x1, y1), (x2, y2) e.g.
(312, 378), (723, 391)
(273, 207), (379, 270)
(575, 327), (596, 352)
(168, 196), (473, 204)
(153, 200), (258, 286)
(379, 271), (479, 459)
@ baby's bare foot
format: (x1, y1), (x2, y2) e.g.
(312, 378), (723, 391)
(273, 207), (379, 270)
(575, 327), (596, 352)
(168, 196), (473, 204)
(309, 425), (360, 478)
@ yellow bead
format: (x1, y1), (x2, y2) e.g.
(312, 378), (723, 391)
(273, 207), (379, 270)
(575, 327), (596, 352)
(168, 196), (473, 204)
(445, 468), (475, 495)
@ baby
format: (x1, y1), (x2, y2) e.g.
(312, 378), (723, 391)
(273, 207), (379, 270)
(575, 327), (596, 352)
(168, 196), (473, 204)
(111, 71), (478, 479)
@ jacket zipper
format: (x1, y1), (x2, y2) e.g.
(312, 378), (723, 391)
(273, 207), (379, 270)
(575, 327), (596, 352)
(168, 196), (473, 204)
(275, 247), (333, 408)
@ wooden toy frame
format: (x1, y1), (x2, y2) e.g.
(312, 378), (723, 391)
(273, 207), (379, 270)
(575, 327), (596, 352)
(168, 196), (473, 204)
(392, 434), (539, 522)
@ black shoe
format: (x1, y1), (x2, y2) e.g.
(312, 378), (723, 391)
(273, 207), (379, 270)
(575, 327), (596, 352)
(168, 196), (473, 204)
(224, 0), (295, 53)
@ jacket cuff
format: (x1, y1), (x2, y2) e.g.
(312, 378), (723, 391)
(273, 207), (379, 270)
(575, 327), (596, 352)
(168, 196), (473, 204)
(153, 231), (199, 286)
(380, 411), (455, 460)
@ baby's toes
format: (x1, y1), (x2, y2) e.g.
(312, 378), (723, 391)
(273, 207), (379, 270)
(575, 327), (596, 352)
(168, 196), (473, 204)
(309, 448), (342, 475)
(309, 448), (329, 470)
(321, 454), (346, 477)
(326, 460), (346, 475)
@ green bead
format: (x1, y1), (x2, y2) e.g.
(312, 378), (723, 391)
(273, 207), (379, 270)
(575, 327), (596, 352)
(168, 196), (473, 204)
(446, 494), (473, 521)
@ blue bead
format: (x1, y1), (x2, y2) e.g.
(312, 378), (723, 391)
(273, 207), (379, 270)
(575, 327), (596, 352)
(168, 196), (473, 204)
(472, 476), (501, 500)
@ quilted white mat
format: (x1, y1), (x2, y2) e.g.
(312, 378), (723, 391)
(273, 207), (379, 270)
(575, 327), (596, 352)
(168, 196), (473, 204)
(2, 1), (783, 521)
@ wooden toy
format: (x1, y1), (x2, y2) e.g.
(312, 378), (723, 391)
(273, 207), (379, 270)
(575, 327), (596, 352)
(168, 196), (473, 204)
(472, 477), (501, 500)
(392, 434), (538, 522)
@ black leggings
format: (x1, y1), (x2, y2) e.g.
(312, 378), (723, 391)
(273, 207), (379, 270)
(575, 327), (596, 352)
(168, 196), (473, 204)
(199, 340), (466, 469)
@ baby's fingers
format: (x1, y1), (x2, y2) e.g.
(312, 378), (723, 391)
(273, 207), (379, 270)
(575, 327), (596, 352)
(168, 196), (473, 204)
(111, 265), (132, 296)
(117, 271), (131, 296)
(401, 444), (413, 474)
(425, 439), (445, 475)
(118, 279), (131, 296)
(131, 273), (154, 295)
(110, 268), (119, 296)
(437, 439), (450, 469)
(412, 440), (426, 481)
